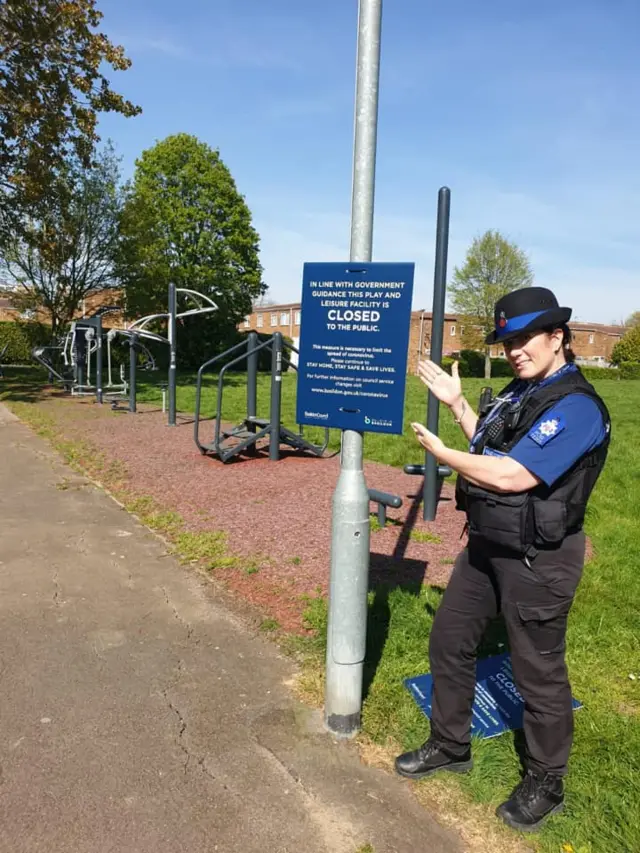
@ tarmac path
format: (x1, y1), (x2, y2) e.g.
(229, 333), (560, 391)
(0, 404), (461, 853)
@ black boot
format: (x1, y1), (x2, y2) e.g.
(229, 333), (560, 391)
(395, 736), (473, 780)
(496, 770), (564, 832)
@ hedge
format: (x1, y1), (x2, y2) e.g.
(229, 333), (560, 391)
(578, 365), (620, 381)
(619, 361), (640, 380)
(0, 321), (53, 365)
(441, 351), (628, 382)
(442, 350), (514, 379)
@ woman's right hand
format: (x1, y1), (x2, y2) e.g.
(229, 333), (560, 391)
(416, 359), (463, 408)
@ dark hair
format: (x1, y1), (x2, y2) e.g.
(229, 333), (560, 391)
(542, 322), (575, 363)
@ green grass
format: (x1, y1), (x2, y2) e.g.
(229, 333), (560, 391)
(2, 366), (639, 851)
(293, 378), (640, 853)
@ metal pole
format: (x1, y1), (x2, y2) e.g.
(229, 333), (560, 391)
(107, 333), (113, 387)
(269, 332), (282, 461)
(246, 330), (259, 455)
(324, 0), (382, 739)
(423, 187), (451, 521)
(129, 333), (137, 413)
(168, 282), (177, 426)
(247, 331), (258, 424)
(96, 316), (103, 404)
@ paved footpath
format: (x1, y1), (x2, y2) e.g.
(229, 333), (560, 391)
(0, 404), (462, 853)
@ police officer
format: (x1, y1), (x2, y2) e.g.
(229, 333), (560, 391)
(394, 287), (610, 833)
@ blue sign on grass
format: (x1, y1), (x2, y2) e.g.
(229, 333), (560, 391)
(405, 653), (583, 739)
(295, 262), (415, 434)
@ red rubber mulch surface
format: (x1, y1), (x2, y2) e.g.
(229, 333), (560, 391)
(43, 397), (466, 632)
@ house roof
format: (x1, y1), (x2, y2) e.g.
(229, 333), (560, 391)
(251, 303), (300, 312)
(569, 322), (625, 335)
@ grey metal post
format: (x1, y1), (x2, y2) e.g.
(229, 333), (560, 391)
(246, 330), (259, 454)
(168, 282), (177, 426)
(324, 0), (382, 739)
(129, 333), (137, 413)
(95, 316), (103, 404)
(247, 331), (258, 425)
(269, 332), (282, 461)
(423, 187), (451, 521)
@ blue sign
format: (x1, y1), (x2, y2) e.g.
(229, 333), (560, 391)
(405, 653), (583, 739)
(296, 262), (415, 434)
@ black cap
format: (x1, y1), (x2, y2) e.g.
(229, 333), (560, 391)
(485, 287), (572, 345)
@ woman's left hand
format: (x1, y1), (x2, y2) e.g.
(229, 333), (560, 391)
(411, 422), (446, 459)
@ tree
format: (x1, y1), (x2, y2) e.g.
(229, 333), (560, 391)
(0, 143), (124, 334)
(116, 133), (265, 338)
(611, 325), (640, 365)
(449, 230), (534, 378)
(0, 0), (140, 226)
(625, 311), (640, 329)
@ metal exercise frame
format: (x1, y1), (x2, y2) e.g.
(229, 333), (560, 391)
(0, 343), (9, 378)
(107, 328), (160, 414)
(120, 283), (218, 424)
(31, 308), (125, 399)
(31, 285), (217, 415)
(31, 343), (73, 388)
(403, 188), (453, 517)
(194, 331), (329, 464)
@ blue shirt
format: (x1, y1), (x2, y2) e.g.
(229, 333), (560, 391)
(485, 394), (608, 487)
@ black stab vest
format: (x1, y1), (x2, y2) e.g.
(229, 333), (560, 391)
(455, 369), (611, 556)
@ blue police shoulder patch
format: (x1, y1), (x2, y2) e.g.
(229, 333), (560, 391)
(528, 415), (565, 447)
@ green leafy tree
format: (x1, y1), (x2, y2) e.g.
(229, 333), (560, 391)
(611, 325), (640, 365)
(449, 230), (534, 378)
(624, 311), (640, 329)
(0, 0), (140, 226)
(0, 143), (124, 334)
(117, 133), (265, 341)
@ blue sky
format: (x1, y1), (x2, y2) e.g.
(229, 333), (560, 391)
(98, 0), (640, 323)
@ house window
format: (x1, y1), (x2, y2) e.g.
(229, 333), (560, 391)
(270, 313), (277, 327)
(281, 312), (290, 326)
(295, 311), (301, 325)
(450, 325), (456, 336)
(257, 313), (264, 328)
(589, 334), (595, 344)
(243, 316), (250, 328)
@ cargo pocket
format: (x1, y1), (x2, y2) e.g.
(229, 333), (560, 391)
(517, 600), (571, 655)
(532, 500), (567, 546)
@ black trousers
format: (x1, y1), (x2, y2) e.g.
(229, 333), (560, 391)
(429, 531), (585, 776)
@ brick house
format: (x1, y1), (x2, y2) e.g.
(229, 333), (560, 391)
(407, 310), (461, 373)
(566, 322), (625, 365)
(241, 302), (302, 342)
(240, 301), (625, 371)
(0, 288), (124, 329)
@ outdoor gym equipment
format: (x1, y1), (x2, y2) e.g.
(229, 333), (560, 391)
(31, 307), (126, 400)
(193, 330), (329, 463)
(0, 343), (8, 378)
(368, 488), (403, 526)
(108, 282), (218, 424)
(403, 187), (453, 520)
